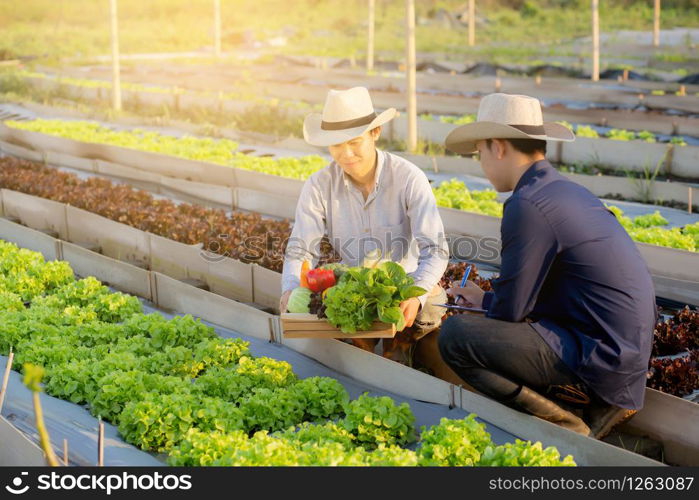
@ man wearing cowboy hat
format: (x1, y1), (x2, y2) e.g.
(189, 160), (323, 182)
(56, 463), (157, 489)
(439, 93), (656, 438)
(280, 86), (449, 353)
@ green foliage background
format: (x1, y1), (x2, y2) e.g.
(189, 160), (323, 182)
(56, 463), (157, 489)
(1, 0), (697, 62)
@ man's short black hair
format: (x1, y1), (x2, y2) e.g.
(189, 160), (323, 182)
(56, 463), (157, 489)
(485, 138), (547, 155)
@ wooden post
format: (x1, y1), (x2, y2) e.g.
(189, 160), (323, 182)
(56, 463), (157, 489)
(0, 351), (14, 413)
(431, 156), (439, 174)
(367, 0), (375, 72)
(689, 187), (693, 215)
(109, 0), (122, 111)
(468, 0), (476, 47)
(63, 439), (69, 466)
(214, 0), (222, 58)
(98, 418), (105, 466)
(653, 0), (661, 47)
(406, 0), (417, 153)
(591, 0), (599, 82)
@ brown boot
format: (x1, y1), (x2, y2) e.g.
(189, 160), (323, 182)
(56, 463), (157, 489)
(512, 386), (591, 436)
(586, 404), (637, 439)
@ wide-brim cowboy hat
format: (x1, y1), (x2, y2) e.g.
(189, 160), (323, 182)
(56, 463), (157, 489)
(445, 93), (574, 154)
(303, 87), (396, 147)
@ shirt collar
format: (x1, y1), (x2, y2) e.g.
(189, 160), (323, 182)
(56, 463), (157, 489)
(342, 149), (385, 190)
(513, 159), (552, 194)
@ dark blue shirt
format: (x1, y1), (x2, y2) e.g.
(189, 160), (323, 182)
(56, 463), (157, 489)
(482, 160), (656, 409)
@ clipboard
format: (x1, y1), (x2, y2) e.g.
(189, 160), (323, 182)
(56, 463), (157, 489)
(435, 303), (487, 313)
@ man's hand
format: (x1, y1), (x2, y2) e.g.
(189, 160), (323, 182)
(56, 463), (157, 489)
(446, 281), (485, 308)
(399, 297), (421, 328)
(279, 290), (292, 313)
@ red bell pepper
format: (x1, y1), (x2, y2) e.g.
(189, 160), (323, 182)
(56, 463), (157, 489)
(306, 268), (336, 293)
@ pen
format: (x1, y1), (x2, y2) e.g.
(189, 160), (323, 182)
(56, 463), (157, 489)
(460, 264), (472, 288)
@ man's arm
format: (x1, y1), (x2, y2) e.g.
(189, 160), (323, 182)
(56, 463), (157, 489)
(486, 197), (558, 322)
(405, 171), (450, 307)
(281, 176), (327, 294)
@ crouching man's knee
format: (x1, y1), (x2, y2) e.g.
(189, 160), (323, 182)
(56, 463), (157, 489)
(437, 315), (464, 365)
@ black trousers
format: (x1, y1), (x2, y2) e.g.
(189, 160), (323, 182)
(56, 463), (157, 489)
(438, 314), (586, 402)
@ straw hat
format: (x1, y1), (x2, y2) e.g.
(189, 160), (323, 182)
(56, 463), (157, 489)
(303, 87), (396, 147)
(445, 93), (574, 154)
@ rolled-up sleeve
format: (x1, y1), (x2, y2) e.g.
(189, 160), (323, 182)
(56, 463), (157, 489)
(405, 171), (449, 307)
(486, 197), (558, 322)
(281, 176), (327, 293)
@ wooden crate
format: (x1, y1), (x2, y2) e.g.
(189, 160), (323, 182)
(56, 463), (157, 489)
(281, 313), (396, 339)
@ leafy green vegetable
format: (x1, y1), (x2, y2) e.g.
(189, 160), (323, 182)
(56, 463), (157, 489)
(342, 394), (416, 449)
(607, 128), (637, 141)
(275, 421), (356, 450)
(118, 392), (200, 452)
(118, 392), (246, 452)
(167, 429), (256, 466)
(417, 415), (492, 466)
(194, 356), (296, 402)
(30, 277), (142, 324)
(15, 333), (97, 368)
(288, 377), (349, 421)
(122, 313), (216, 349)
(320, 263), (349, 280)
(633, 211), (668, 228)
(323, 262), (425, 333)
(195, 337), (250, 366)
(574, 125), (600, 138)
(683, 222), (699, 248)
(433, 179), (503, 217)
(0, 291), (25, 312)
(90, 370), (192, 423)
(0, 310), (43, 355)
(439, 114), (476, 125)
(239, 387), (308, 433)
(0, 241), (74, 301)
(478, 439), (576, 466)
(287, 286), (312, 313)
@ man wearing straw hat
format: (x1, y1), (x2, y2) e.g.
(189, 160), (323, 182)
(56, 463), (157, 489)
(439, 93), (656, 438)
(280, 87), (449, 357)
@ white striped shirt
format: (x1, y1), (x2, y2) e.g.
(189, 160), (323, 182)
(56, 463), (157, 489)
(281, 149), (449, 305)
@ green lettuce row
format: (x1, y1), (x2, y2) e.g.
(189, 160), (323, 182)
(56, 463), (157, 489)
(166, 414), (575, 467)
(434, 181), (699, 252)
(0, 240), (75, 301)
(17, 70), (315, 112)
(433, 179), (503, 217)
(5, 119), (327, 181)
(167, 428), (418, 467)
(2, 239), (574, 466)
(607, 205), (699, 252)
